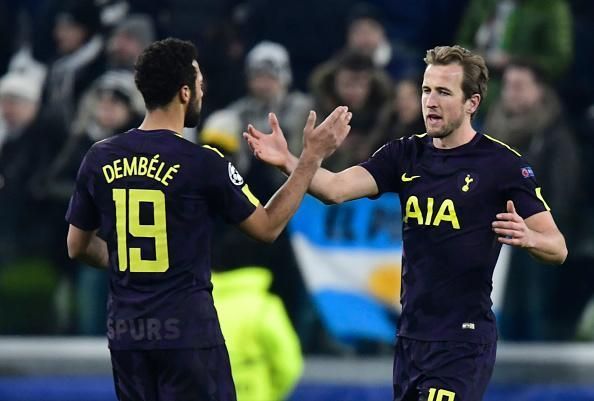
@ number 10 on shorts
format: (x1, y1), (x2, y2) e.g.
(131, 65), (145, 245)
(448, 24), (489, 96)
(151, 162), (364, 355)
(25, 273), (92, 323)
(428, 387), (456, 401)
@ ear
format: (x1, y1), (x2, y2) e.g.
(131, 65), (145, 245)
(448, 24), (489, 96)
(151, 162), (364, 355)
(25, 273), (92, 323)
(466, 93), (481, 115)
(179, 85), (191, 104)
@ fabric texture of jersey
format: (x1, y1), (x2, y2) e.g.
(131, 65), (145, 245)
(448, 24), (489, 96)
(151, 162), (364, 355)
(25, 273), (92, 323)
(360, 133), (548, 344)
(66, 129), (258, 349)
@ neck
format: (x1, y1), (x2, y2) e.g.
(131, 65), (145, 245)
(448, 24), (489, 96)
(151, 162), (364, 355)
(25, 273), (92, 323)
(432, 120), (476, 149)
(138, 105), (184, 136)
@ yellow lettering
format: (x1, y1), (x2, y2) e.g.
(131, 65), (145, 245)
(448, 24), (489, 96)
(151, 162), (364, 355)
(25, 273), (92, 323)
(102, 165), (115, 183)
(154, 161), (165, 181)
(425, 197), (434, 225)
(113, 159), (123, 179)
(161, 164), (180, 187)
(147, 154), (159, 178)
(123, 157), (137, 176)
(433, 199), (460, 229)
(404, 196), (423, 225)
(138, 157), (148, 175)
(429, 388), (456, 401)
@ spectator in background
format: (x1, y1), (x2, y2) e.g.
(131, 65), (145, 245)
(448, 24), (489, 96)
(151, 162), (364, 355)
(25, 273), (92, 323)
(0, 70), (60, 334)
(345, 3), (399, 78)
(38, 71), (143, 334)
(309, 50), (392, 170)
(366, 76), (425, 153)
(200, 42), (313, 349)
(41, 0), (106, 129)
(457, 0), (573, 116)
(484, 60), (580, 340)
(0, 73), (41, 150)
(212, 244), (303, 401)
(484, 61), (580, 234)
(0, 71), (44, 256)
(308, 2), (422, 84)
(106, 14), (155, 71)
(201, 41), (312, 195)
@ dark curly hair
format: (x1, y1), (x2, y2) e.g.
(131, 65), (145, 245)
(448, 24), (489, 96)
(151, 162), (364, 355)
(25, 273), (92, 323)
(134, 38), (198, 110)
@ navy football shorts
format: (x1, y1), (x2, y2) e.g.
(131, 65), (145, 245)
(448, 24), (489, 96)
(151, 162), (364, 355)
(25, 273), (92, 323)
(110, 345), (236, 401)
(393, 337), (496, 401)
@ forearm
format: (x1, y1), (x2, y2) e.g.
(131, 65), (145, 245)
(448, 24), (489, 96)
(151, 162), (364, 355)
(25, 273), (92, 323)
(263, 151), (323, 240)
(281, 152), (343, 204)
(79, 234), (109, 269)
(526, 229), (568, 265)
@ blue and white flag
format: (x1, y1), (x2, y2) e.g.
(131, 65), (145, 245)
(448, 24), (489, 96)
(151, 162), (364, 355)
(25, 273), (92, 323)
(289, 194), (403, 345)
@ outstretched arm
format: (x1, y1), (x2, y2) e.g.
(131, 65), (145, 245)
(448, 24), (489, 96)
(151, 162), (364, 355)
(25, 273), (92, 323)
(239, 107), (352, 242)
(492, 200), (567, 264)
(243, 113), (379, 204)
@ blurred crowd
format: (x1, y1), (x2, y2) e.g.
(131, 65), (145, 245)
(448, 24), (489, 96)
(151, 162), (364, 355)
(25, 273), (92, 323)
(1, 0), (594, 356)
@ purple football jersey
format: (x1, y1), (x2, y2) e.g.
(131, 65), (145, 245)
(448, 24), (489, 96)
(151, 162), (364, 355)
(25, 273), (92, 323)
(66, 129), (258, 349)
(360, 133), (549, 343)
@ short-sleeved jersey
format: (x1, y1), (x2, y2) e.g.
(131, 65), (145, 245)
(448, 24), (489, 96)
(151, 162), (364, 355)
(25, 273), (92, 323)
(66, 129), (259, 350)
(360, 132), (550, 343)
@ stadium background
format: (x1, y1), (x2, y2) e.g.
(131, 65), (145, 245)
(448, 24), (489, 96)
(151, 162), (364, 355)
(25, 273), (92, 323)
(1, 0), (593, 400)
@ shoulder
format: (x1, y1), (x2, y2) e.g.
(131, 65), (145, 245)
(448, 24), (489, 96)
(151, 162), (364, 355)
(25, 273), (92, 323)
(480, 133), (536, 177)
(200, 144), (228, 160)
(199, 144), (241, 180)
(373, 132), (427, 155)
(480, 133), (526, 168)
(90, 129), (134, 152)
(481, 133), (522, 158)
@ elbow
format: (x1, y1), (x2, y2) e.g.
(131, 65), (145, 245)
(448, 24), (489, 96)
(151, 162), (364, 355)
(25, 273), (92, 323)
(67, 245), (82, 260)
(320, 191), (346, 205)
(261, 233), (278, 244)
(554, 234), (569, 265)
(258, 228), (282, 244)
(556, 246), (568, 265)
(540, 245), (568, 266)
(66, 238), (84, 261)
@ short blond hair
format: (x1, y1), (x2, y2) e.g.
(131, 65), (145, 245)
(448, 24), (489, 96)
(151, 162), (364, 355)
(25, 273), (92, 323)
(424, 45), (489, 109)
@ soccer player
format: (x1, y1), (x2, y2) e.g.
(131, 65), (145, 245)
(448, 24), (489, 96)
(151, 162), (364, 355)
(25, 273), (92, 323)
(244, 45), (567, 401)
(65, 38), (351, 401)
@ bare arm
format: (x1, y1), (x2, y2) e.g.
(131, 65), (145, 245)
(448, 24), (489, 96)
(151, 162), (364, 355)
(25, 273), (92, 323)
(243, 114), (379, 204)
(239, 107), (352, 242)
(67, 225), (109, 268)
(492, 200), (568, 264)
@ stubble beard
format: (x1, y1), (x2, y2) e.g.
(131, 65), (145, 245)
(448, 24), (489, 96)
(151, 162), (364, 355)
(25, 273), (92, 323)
(183, 93), (201, 128)
(426, 113), (464, 139)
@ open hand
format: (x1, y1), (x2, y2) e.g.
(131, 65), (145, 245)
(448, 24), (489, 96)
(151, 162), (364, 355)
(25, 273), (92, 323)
(243, 112), (290, 169)
(302, 106), (352, 160)
(492, 200), (533, 248)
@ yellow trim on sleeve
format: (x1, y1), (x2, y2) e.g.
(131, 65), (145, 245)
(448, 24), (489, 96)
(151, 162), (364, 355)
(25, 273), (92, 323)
(200, 129), (240, 153)
(535, 187), (551, 211)
(241, 184), (260, 207)
(202, 144), (225, 158)
(413, 133), (427, 138)
(483, 134), (522, 157)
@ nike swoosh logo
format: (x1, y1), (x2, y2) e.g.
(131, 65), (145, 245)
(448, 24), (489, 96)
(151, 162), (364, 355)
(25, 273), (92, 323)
(401, 173), (421, 182)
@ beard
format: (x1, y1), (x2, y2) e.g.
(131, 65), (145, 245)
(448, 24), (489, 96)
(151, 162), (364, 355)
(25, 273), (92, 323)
(426, 113), (464, 139)
(183, 90), (201, 128)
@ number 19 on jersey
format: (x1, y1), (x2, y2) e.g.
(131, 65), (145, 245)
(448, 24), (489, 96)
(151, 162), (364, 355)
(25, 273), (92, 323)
(112, 188), (170, 273)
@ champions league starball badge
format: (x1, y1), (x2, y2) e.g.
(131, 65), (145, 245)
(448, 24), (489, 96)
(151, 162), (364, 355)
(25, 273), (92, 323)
(228, 162), (244, 186)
